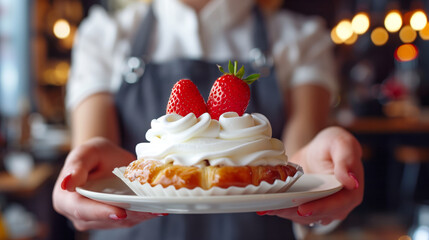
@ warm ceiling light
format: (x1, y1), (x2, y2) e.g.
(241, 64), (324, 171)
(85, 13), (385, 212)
(399, 25), (417, 43)
(419, 23), (429, 40)
(398, 235), (412, 240)
(352, 13), (370, 34)
(331, 26), (343, 44)
(410, 10), (427, 31)
(371, 27), (389, 46)
(53, 19), (71, 39)
(385, 11), (403, 32)
(54, 61), (70, 85)
(394, 43), (418, 62)
(336, 20), (353, 41)
(344, 33), (358, 45)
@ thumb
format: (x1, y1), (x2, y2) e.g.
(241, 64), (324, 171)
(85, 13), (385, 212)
(60, 143), (102, 191)
(330, 129), (363, 191)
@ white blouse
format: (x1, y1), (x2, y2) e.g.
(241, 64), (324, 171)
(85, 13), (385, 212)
(66, 0), (338, 110)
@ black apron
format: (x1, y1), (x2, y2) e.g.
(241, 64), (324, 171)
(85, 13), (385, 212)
(91, 4), (294, 240)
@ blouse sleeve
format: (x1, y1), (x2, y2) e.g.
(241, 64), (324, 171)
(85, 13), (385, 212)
(271, 12), (338, 97)
(65, 3), (147, 111)
(66, 6), (118, 110)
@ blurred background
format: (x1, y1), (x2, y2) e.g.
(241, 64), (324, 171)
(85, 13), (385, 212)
(1, 0), (429, 239)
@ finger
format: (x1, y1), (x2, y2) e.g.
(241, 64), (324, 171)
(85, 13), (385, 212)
(73, 211), (160, 231)
(330, 130), (363, 190)
(265, 207), (297, 217)
(65, 193), (165, 224)
(63, 193), (127, 222)
(62, 138), (137, 191)
(297, 187), (362, 222)
(60, 145), (101, 191)
(268, 207), (333, 225)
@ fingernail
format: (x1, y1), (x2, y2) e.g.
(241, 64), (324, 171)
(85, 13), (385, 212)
(256, 211), (272, 216)
(348, 172), (359, 189)
(61, 174), (72, 190)
(150, 213), (169, 216)
(109, 213), (127, 220)
(297, 209), (312, 217)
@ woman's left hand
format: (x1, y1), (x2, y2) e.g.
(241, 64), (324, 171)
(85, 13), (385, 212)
(259, 126), (364, 225)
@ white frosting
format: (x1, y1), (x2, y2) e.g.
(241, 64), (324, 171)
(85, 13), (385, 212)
(136, 112), (288, 167)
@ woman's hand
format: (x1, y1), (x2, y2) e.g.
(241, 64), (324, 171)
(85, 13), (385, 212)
(260, 127), (364, 225)
(52, 137), (162, 231)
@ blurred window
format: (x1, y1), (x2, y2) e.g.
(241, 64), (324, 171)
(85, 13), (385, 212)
(0, 0), (30, 117)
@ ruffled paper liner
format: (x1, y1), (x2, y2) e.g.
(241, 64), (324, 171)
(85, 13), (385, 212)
(112, 163), (303, 197)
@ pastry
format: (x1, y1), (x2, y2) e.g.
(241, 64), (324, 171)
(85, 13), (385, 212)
(125, 158), (298, 190)
(116, 61), (302, 195)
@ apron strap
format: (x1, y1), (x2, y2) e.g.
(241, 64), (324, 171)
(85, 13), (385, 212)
(253, 6), (269, 54)
(122, 5), (155, 83)
(130, 4), (155, 58)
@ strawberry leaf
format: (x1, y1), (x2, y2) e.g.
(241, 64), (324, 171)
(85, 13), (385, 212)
(217, 64), (226, 74)
(228, 60), (234, 74)
(236, 66), (245, 79)
(218, 60), (259, 85)
(244, 73), (260, 84)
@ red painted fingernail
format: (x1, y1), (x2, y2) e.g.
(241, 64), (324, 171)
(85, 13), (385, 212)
(256, 211), (272, 216)
(61, 174), (72, 190)
(150, 213), (169, 216)
(348, 172), (359, 189)
(109, 212), (127, 220)
(297, 209), (312, 217)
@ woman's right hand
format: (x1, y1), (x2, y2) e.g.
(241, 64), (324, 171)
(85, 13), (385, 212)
(52, 137), (162, 231)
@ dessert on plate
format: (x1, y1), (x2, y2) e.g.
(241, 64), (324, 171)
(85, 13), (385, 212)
(113, 61), (302, 196)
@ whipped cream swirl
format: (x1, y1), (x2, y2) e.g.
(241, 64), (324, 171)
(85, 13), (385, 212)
(136, 112), (288, 167)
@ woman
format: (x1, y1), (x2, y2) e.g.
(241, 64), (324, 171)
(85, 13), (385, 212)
(53, 0), (364, 239)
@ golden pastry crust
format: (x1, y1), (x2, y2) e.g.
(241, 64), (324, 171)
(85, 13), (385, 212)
(124, 159), (297, 190)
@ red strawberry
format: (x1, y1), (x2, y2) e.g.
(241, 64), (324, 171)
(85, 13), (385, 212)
(166, 79), (207, 118)
(207, 61), (259, 120)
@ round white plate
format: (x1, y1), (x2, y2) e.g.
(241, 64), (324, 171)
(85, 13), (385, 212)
(76, 174), (342, 214)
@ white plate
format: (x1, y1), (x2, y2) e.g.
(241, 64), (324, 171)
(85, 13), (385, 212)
(76, 174), (342, 214)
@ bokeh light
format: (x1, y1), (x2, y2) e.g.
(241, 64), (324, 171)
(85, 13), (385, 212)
(394, 43), (418, 62)
(385, 11), (403, 32)
(336, 20), (354, 41)
(53, 19), (71, 39)
(410, 10), (427, 31)
(399, 25), (417, 43)
(59, 25), (77, 50)
(331, 26), (343, 44)
(54, 61), (70, 85)
(43, 61), (70, 86)
(352, 13), (370, 34)
(344, 33), (358, 45)
(398, 235), (412, 240)
(371, 27), (389, 46)
(419, 23), (429, 40)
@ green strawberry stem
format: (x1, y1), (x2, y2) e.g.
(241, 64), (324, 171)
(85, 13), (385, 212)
(217, 61), (260, 85)
(236, 66), (245, 79)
